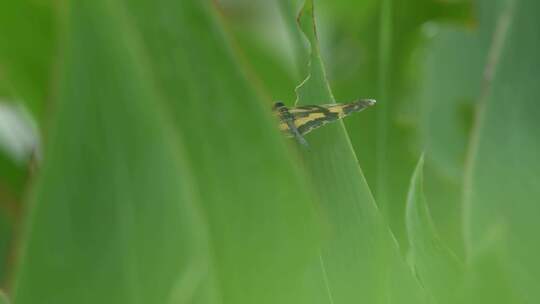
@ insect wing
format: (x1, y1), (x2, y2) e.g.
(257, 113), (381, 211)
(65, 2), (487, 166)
(287, 106), (337, 136)
(289, 100), (375, 136)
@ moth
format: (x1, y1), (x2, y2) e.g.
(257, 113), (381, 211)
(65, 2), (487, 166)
(273, 99), (376, 146)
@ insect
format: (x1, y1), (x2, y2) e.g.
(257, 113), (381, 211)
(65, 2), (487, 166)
(273, 99), (376, 146)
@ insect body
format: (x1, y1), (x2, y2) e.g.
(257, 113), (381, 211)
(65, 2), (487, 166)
(273, 99), (376, 146)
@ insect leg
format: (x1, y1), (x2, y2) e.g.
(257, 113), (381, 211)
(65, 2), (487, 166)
(287, 120), (309, 147)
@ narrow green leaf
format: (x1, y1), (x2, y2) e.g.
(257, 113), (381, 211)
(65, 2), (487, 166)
(464, 0), (540, 302)
(337, 0), (474, 250)
(13, 1), (206, 303)
(294, 1), (426, 303)
(115, 1), (322, 304)
(406, 155), (464, 304)
(417, 0), (505, 255)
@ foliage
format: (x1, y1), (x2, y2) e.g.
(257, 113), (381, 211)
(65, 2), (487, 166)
(0, 0), (538, 303)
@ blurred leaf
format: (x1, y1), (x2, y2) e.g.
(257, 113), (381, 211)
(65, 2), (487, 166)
(0, 104), (31, 287)
(0, 210), (14, 287)
(417, 0), (506, 255)
(13, 1), (208, 303)
(0, 153), (28, 201)
(0, 0), (56, 119)
(0, 148), (23, 287)
(331, 0), (474, 250)
(461, 230), (522, 304)
(294, 1), (426, 303)
(13, 0), (323, 303)
(277, 0), (309, 78)
(464, 0), (540, 302)
(217, 1), (302, 103)
(405, 155), (464, 304)
(5, 0), (538, 303)
(0, 1), (50, 280)
(0, 290), (9, 304)
(219, 0), (475, 257)
(232, 31), (299, 103)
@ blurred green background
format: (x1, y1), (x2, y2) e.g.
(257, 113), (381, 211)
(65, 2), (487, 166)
(0, 0), (538, 303)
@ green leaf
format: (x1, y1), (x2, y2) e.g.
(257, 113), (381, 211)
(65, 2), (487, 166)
(0, 205), (14, 285)
(464, 0), (540, 302)
(277, 0), (309, 78)
(13, 1), (208, 303)
(417, 0), (505, 255)
(0, 0), (56, 120)
(294, 1), (426, 303)
(0, 290), (10, 304)
(406, 155), (464, 304)
(121, 1), (321, 304)
(461, 232), (522, 304)
(12, 0), (322, 303)
(222, 1), (302, 103)
(335, 0), (474, 250)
